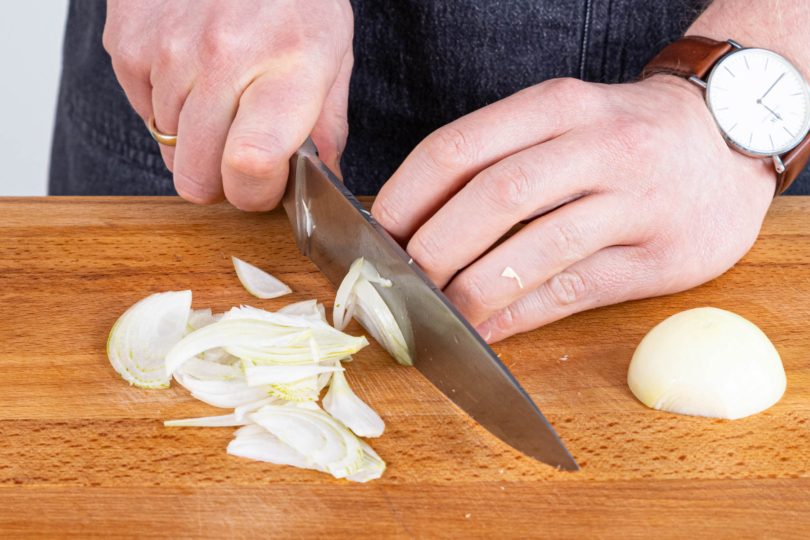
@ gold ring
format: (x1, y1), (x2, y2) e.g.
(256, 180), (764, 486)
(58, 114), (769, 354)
(148, 115), (177, 147)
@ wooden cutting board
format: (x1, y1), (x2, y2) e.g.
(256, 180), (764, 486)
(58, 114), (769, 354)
(0, 196), (808, 539)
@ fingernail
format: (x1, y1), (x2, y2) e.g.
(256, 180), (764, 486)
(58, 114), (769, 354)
(475, 322), (492, 343)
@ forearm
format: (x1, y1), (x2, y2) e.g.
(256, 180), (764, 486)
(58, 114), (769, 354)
(688, 0), (810, 75)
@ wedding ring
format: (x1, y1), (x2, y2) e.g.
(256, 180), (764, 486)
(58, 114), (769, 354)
(148, 115), (177, 147)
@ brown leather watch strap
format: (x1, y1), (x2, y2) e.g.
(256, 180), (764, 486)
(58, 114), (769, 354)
(776, 135), (810, 195)
(639, 36), (733, 81)
(641, 36), (810, 197)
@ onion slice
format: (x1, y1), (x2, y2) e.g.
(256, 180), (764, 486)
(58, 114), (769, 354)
(323, 361), (384, 438)
(164, 413), (252, 427)
(501, 267), (524, 289)
(232, 256), (292, 299)
(245, 365), (344, 386)
(107, 291), (192, 389)
(333, 258), (412, 365)
(165, 319), (312, 375)
(250, 403), (364, 478)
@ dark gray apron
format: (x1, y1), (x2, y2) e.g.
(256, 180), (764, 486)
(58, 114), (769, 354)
(50, 0), (810, 196)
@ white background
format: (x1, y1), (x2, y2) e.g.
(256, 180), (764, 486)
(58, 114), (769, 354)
(0, 1), (69, 196)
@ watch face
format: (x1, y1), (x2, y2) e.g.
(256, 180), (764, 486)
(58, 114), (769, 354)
(706, 48), (810, 156)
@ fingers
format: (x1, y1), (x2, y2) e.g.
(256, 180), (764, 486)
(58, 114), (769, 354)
(221, 52), (342, 211)
(444, 194), (639, 326)
(150, 63), (196, 173)
(372, 78), (601, 242)
(171, 79), (238, 204)
(406, 133), (599, 288)
(310, 50), (353, 181)
(475, 246), (663, 343)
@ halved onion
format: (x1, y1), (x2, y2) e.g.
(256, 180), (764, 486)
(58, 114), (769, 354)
(323, 361), (384, 438)
(107, 291), (192, 389)
(232, 256), (292, 299)
(628, 307), (786, 420)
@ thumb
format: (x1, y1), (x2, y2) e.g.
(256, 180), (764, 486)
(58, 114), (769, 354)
(221, 51), (344, 211)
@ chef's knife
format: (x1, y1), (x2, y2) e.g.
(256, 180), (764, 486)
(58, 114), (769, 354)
(282, 139), (578, 471)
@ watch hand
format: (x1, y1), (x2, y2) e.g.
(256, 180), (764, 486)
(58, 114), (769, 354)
(759, 102), (783, 120)
(758, 72), (785, 102)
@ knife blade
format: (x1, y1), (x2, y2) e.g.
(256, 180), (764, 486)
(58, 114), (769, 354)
(281, 139), (578, 471)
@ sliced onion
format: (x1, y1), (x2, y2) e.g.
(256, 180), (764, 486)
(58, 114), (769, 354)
(234, 396), (281, 422)
(165, 319), (311, 375)
(181, 357), (243, 381)
(107, 291), (192, 389)
(277, 299), (318, 316)
(228, 428), (324, 471)
(232, 256), (292, 299)
(245, 365), (344, 386)
(164, 413), (252, 427)
(345, 440), (387, 483)
(323, 362), (385, 438)
(333, 258), (364, 330)
(333, 258), (411, 365)
(251, 404), (363, 478)
(187, 308), (216, 331)
(353, 280), (411, 366)
(501, 267), (524, 289)
(266, 375), (320, 402)
(173, 371), (272, 408)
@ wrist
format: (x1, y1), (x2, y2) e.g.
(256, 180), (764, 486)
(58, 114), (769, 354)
(639, 74), (778, 200)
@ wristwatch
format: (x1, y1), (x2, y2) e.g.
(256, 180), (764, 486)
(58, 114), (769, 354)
(640, 36), (810, 196)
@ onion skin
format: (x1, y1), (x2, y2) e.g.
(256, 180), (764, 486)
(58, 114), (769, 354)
(628, 307), (786, 420)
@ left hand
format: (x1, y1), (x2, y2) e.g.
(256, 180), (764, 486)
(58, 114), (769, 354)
(371, 76), (776, 343)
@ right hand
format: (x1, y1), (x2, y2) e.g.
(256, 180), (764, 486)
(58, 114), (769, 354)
(103, 0), (354, 210)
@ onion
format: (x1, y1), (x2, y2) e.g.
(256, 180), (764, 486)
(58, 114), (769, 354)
(164, 413), (252, 427)
(232, 256), (292, 299)
(501, 267), (524, 288)
(333, 258), (412, 366)
(250, 403), (363, 478)
(245, 364), (344, 386)
(227, 428), (324, 471)
(345, 440), (386, 483)
(323, 360), (385, 438)
(628, 307), (786, 420)
(165, 319), (313, 375)
(110, 289), (386, 481)
(107, 291), (192, 389)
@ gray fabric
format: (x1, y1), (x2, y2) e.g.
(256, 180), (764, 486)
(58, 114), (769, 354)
(49, 0), (810, 196)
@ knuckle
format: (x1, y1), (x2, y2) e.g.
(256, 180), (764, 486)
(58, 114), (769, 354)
(478, 161), (534, 214)
(544, 271), (588, 308)
(454, 271), (499, 317)
(224, 135), (286, 182)
(407, 229), (445, 275)
(423, 126), (477, 172)
(371, 195), (406, 234)
(603, 117), (655, 166)
(202, 26), (247, 60)
(543, 219), (586, 263)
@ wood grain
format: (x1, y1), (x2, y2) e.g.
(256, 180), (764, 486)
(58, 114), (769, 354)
(0, 196), (808, 539)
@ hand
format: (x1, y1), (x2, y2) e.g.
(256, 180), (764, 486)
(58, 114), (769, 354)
(372, 76), (776, 343)
(103, 0), (353, 210)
